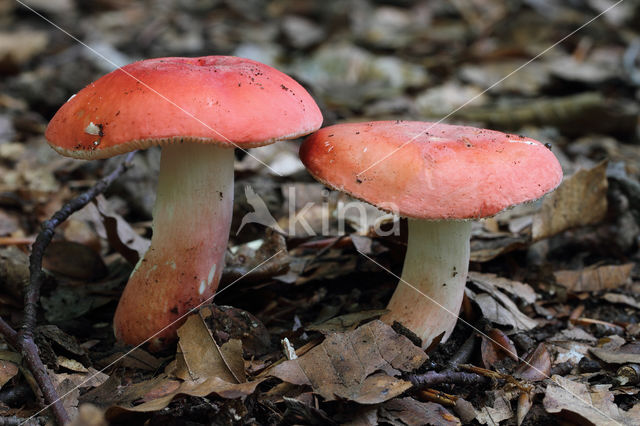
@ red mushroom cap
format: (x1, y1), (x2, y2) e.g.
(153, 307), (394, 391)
(45, 56), (323, 159)
(300, 121), (563, 219)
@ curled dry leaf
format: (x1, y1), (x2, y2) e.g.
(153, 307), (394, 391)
(554, 263), (634, 292)
(590, 343), (640, 365)
(481, 328), (518, 368)
(543, 375), (637, 425)
(465, 286), (538, 331)
(468, 272), (537, 305)
(89, 195), (150, 265)
(269, 320), (427, 404)
(515, 343), (551, 382)
(516, 391), (533, 426)
(603, 293), (640, 310)
(175, 310), (245, 383)
(532, 161), (608, 241)
(474, 391), (514, 425)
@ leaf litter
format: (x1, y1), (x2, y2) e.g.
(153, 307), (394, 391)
(2, 0), (640, 424)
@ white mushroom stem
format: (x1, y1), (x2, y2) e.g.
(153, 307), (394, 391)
(382, 219), (472, 349)
(114, 143), (235, 350)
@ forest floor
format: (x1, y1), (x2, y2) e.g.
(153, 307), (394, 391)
(1, 0), (640, 424)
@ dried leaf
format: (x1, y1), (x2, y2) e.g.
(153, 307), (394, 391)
(543, 375), (635, 425)
(105, 376), (262, 417)
(0, 30), (48, 67)
(602, 292), (640, 309)
(43, 241), (107, 281)
(482, 329), (518, 368)
(90, 195), (150, 265)
(269, 320), (427, 403)
(554, 263), (634, 292)
(379, 398), (461, 426)
(517, 392), (532, 426)
(515, 343), (551, 382)
(475, 391), (513, 425)
(465, 287), (538, 331)
(0, 359), (18, 389)
(468, 272), (536, 305)
(175, 312), (245, 383)
(532, 161), (608, 240)
(590, 343), (640, 365)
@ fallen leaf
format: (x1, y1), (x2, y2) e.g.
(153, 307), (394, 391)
(482, 328), (518, 368)
(43, 241), (107, 281)
(554, 263), (634, 292)
(515, 343), (551, 382)
(0, 30), (48, 69)
(603, 292), (640, 309)
(175, 311), (245, 383)
(590, 343), (640, 365)
(269, 320), (427, 403)
(0, 359), (18, 389)
(468, 272), (537, 305)
(517, 391), (532, 426)
(532, 161), (608, 240)
(106, 376), (262, 416)
(543, 375), (635, 425)
(90, 195), (150, 265)
(378, 398), (461, 426)
(475, 391), (514, 425)
(465, 287), (538, 331)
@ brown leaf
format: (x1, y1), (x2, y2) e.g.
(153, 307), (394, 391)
(603, 292), (640, 309)
(543, 375), (634, 425)
(90, 195), (150, 265)
(468, 272), (537, 305)
(475, 391), (514, 425)
(175, 311), (245, 383)
(0, 359), (18, 389)
(554, 263), (634, 292)
(104, 376), (262, 417)
(590, 343), (640, 365)
(0, 30), (48, 68)
(515, 343), (551, 382)
(43, 241), (107, 281)
(269, 320), (427, 403)
(517, 392), (533, 426)
(379, 398), (461, 426)
(532, 161), (608, 240)
(465, 286), (538, 331)
(481, 329), (518, 368)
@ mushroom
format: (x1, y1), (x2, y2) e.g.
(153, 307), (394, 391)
(299, 121), (562, 348)
(45, 56), (322, 349)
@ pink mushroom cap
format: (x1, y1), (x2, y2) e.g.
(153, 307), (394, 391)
(300, 121), (563, 219)
(46, 56), (323, 159)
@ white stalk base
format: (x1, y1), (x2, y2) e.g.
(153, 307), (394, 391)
(382, 220), (472, 349)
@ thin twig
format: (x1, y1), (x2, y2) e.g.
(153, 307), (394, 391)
(407, 370), (488, 389)
(7, 151), (137, 426)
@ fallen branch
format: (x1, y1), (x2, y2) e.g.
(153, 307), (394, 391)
(407, 370), (488, 389)
(0, 151), (136, 426)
